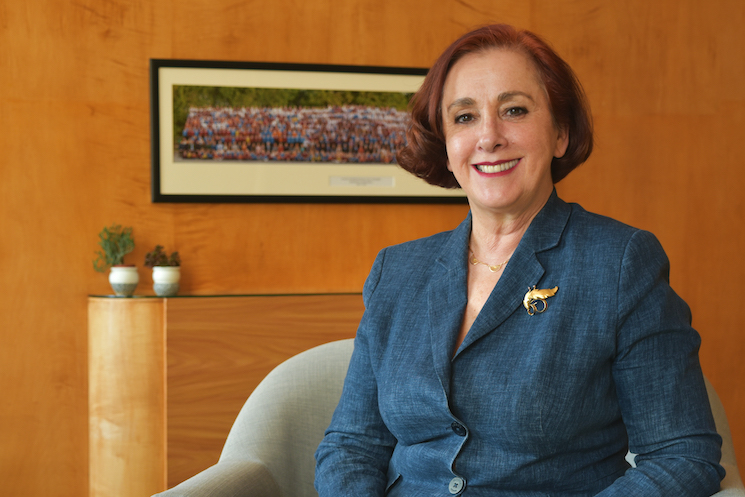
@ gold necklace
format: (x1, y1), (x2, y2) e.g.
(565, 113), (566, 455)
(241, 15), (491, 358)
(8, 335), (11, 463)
(469, 248), (509, 273)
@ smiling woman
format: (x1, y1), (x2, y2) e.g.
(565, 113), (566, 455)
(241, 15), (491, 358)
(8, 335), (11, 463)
(315, 23), (726, 497)
(440, 49), (569, 227)
(397, 24), (593, 189)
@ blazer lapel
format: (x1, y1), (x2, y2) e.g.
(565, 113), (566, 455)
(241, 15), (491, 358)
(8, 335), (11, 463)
(457, 191), (572, 356)
(427, 215), (471, 396)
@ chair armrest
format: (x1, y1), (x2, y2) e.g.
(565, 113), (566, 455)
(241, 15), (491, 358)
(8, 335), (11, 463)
(714, 489), (745, 497)
(715, 461), (745, 496)
(152, 460), (280, 497)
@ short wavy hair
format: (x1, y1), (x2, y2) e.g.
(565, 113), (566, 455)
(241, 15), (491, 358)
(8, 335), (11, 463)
(397, 24), (593, 188)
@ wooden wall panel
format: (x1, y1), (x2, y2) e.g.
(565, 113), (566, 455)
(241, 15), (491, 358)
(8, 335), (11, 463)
(165, 295), (364, 487)
(0, 0), (743, 495)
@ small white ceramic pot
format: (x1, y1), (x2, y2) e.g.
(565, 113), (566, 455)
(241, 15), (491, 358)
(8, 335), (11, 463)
(152, 266), (180, 297)
(109, 266), (139, 297)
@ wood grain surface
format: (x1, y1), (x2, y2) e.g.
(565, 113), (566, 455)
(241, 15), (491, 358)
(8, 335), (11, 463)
(88, 298), (167, 497)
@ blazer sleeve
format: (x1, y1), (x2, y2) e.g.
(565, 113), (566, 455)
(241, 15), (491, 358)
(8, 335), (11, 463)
(314, 248), (397, 497)
(595, 230), (725, 496)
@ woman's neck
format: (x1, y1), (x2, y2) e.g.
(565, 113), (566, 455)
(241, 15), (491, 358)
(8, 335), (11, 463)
(468, 192), (550, 261)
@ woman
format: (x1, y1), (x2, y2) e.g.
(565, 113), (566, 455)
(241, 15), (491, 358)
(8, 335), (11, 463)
(315, 24), (724, 496)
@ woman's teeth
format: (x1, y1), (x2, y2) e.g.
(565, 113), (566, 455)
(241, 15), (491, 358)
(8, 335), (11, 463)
(475, 159), (519, 173)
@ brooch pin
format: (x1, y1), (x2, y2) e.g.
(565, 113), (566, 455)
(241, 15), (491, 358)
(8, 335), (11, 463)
(523, 285), (559, 316)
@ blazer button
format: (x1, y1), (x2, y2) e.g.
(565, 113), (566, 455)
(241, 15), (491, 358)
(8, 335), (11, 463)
(449, 476), (465, 494)
(451, 421), (467, 437)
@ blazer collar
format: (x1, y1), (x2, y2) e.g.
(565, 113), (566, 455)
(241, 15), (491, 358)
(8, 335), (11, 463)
(427, 190), (572, 375)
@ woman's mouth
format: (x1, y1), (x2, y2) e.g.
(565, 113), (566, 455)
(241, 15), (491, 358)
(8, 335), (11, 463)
(474, 158), (520, 174)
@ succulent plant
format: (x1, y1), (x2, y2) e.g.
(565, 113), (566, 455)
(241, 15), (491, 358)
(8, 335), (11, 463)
(144, 245), (181, 268)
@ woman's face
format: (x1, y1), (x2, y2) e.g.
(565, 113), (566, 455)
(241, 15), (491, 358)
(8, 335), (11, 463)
(441, 48), (568, 220)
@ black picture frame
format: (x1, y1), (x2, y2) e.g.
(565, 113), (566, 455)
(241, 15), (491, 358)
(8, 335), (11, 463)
(150, 59), (466, 203)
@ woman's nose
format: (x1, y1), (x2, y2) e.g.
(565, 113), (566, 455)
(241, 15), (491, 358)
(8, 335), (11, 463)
(477, 117), (506, 151)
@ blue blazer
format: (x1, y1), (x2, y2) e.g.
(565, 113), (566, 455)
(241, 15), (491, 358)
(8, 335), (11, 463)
(315, 192), (724, 497)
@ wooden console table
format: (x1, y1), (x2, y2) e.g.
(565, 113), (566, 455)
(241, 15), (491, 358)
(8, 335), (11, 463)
(88, 294), (364, 497)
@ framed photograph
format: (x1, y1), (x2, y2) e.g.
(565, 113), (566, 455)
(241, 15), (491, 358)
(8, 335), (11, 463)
(150, 59), (466, 203)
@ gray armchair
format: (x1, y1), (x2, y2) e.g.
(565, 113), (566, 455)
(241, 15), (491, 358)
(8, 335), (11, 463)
(154, 339), (744, 497)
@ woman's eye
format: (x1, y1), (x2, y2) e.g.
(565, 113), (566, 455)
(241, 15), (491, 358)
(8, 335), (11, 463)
(505, 107), (527, 117)
(455, 113), (474, 124)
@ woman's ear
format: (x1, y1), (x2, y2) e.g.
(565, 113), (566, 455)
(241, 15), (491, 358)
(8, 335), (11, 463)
(554, 127), (569, 159)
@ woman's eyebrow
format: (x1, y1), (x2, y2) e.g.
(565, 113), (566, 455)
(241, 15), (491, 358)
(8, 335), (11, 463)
(446, 97), (475, 112)
(446, 92), (535, 112)
(498, 91), (535, 102)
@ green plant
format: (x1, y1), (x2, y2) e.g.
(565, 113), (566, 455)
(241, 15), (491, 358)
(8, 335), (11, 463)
(144, 245), (181, 268)
(93, 225), (135, 272)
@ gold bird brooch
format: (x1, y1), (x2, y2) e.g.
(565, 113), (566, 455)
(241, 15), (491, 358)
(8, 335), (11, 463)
(523, 286), (559, 316)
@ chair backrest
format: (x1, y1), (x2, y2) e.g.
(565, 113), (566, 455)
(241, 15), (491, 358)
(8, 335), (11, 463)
(220, 338), (743, 496)
(219, 339), (355, 497)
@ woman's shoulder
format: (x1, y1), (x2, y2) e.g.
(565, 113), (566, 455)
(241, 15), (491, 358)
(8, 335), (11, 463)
(381, 213), (469, 260)
(562, 200), (668, 264)
(362, 218), (469, 302)
(566, 201), (635, 232)
(385, 229), (458, 257)
(565, 201), (651, 241)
